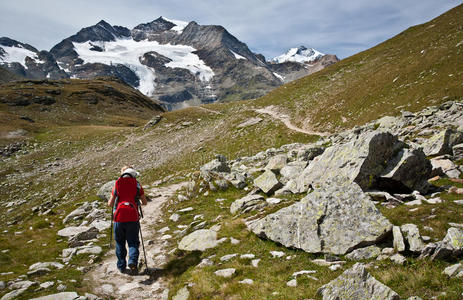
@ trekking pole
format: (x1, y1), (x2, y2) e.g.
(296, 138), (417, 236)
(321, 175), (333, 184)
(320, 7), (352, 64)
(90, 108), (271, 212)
(109, 210), (113, 248)
(138, 203), (149, 271)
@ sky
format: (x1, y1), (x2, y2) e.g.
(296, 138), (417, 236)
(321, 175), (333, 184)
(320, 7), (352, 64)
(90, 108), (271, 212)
(0, 0), (461, 59)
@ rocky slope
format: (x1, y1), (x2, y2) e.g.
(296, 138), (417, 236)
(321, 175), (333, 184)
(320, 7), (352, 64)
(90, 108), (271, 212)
(1, 18), (337, 109)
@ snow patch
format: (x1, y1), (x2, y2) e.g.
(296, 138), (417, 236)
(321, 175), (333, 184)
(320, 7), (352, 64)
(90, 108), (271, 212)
(230, 50), (246, 60)
(0, 45), (38, 69)
(273, 72), (284, 81)
(272, 46), (324, 64)
(72, 38), (214, 96)
(161, 17), (189, 33)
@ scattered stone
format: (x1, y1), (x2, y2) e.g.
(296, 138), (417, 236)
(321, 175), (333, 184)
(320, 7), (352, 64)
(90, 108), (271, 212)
(329, 264), (342, 271)
(292, 270), (317, 277)
(178, 229), (220, 251)
(56, 284), (66, 291)
(401, 224), (425, 253)
(390, 254), (407, 265)
(405, 199), (422, 206)
(453, 143), (463, 160)
(430, 157), (461, 178)
(251, 259), (261, 267)
(1, 288), (28, 300)
(172, 286), (189, 300)
(239, 279), (254, 285)
(253, 170), (282, 194)
(249, 179), (392, 255)
(345, 245), (381, 260)
(240, 254), (255, 259)
(29, 292), (80, 300)
(454, 200), (463, 205)
(169, 213), (180, 222)
(311, 259), (346, 267)
(29, 262), (64, 271)
(237, 117), (262, 128)
(220, 254), (237, 261)
(286, 279), (297, 287)
(265, 198), (282, 205)
(265, 154), (287, 172)
(57, 226), (93, 238)
(393, 226), (406, 252)
(39, 281), (54, 289)
(230, 194), (266, 214)
(422, 129), (463, 156)
(197, 258), (214, 268)
(443, 263), (463, 277)
(178, 207), (194, 213)
(230, 238), (240, 245)
(27, 268), (51, 276)
(270, 251), (285, 258)
(9, 280), (37, 290)
(214, 268), (236, 278)
(317, 263), (399, 300)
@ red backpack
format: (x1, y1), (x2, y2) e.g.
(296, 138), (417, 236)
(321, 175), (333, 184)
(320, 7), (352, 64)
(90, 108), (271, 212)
(113, 174), (140, 223)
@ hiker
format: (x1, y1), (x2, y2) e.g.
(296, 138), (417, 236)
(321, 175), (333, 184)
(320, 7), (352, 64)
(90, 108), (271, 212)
(108, 166), (147, 274)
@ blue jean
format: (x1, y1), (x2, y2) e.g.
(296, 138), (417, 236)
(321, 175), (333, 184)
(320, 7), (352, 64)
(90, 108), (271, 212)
(114, 221), (140, 270)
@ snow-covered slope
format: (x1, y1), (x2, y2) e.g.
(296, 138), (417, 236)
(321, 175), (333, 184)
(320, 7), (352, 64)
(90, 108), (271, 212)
(0, 45), (42, 68)
(271, 46), (324, 64)
(72, 38), (214, 96)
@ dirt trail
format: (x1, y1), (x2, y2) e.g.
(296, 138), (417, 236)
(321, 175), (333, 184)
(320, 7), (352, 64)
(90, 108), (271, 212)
(254, 106), (329, 136)
(87, 182), (189, 300)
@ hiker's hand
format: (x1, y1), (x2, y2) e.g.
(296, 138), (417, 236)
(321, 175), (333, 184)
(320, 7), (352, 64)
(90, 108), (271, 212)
(140, 194), (148, 205)
(108, 194), (116, 208)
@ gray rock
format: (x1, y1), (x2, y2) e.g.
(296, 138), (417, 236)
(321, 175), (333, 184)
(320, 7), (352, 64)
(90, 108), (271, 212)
(265, 154), (287, 172)
(239, 279), (254, 285)
(76, 246), (102, 255)
(200, 156), (230, 180)
(29, 292), (80, 300)
(389, 253), (407, 265)
(169, 213), (180, 222)
(178, 229), (220, 251)
(392, 226), (406, 252)
(317, 263), (399, 300)
(253, 170), (282, 194)
(422, 128), (463, 156)
(430, 157), (461, 178)
(401, 224), (425, 253)
(274, 179), (300, 195)
(296, 146), (324, 161)
(237, 117), (262, 128)
(453, 143), (463, 161)
(9, 280), (37, 290)
(249, 179), (392, 255)
(29, 262), (64, 271)
(230, 194), (266, 214)
(57, 226), (93, 238)
(0, 288), (28, 300)
(280, 162), (307, 183)
(296, 131), (430, 194)
(39, 281), (54, 289)
(442, 227), (463, 252)
(97, 181), (116, 201)
(68, 227), (99, 247)
(443, 263), (463, 277)
(380, 148), (431, 193)
(0, 281), (4, 290)
(214, 268), (235, 278)
(345, 245), (381, 260)
(172, 287), (189, 300)
(27, 268), (51, 276)
(89, 220), (110, 231)
(286, 279), (297, 287)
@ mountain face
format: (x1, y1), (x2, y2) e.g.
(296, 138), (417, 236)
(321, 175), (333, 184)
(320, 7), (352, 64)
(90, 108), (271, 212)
(1, 18), (338, 110)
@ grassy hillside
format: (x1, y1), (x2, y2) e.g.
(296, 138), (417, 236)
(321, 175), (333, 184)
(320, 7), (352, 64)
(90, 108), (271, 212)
(0, 77), (164, 145)
(252, 4), (463, 132)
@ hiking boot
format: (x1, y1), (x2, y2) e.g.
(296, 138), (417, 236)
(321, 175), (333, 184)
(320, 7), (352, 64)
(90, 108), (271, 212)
(118, 267), (127, 274)
(128, 263), (138, 275)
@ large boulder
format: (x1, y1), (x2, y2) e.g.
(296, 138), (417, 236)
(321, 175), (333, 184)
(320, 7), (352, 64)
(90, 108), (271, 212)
(430, 157), (461, 178)
(178, 229), (220, 251)
(401, 224), (425, 253)
(265, 154), (287, 172)
(253, 170), (282, 194)
(317, 263), (399, 300)
(295, 131), (430, 194)
(97, 180), (115, 201)
(422, 128), (463, 156)
(248, 179), (392, 255)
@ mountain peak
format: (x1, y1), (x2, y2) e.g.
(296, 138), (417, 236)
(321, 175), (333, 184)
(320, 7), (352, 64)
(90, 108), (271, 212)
(271, 46), (324, 64)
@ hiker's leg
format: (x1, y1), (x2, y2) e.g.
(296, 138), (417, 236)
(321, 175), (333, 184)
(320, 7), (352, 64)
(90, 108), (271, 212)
(114, 222), (127, 271)
(126, 221), (140, 268)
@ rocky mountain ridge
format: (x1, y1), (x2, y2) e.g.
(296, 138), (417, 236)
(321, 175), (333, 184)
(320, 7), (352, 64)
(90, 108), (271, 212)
(0, 18), (338, 110)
